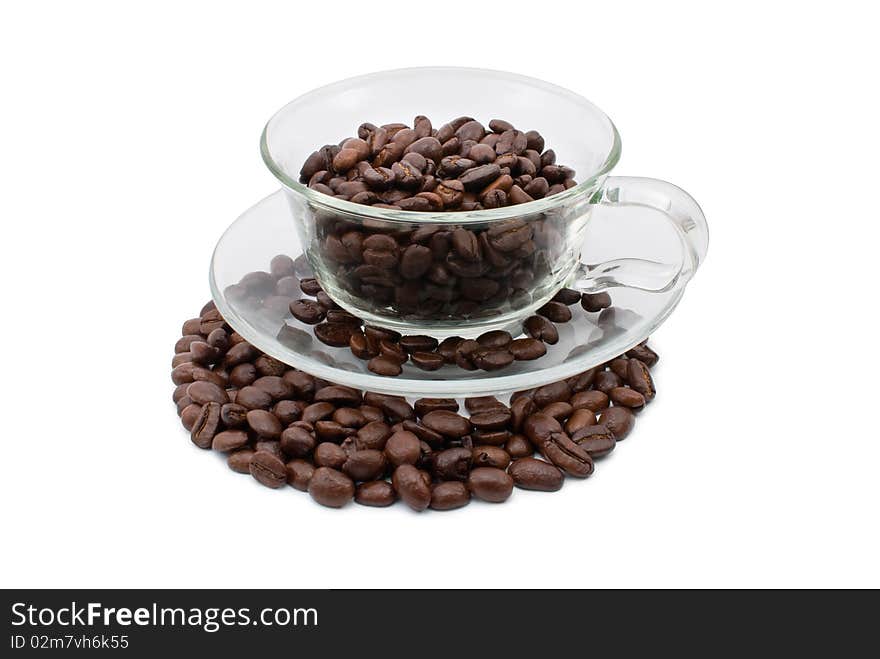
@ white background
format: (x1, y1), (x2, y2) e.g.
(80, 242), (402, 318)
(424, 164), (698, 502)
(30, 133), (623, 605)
(2, 1), (878, 589)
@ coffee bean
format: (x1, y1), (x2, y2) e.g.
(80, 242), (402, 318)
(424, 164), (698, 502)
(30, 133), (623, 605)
(187, 381), (228, 405)
(541, 401), (574, 421)
(523, 315), (559, 344)
(286, 459), (315, 491)
(422, 410), (472, 438)
(302, 402), (335, 424)
(594, 371), (622, 394)
(509, 338), (546, 360)
(570, 390), (609, 412)
(289, 299), (326, 324)
(249, 451), (287, 488)
(280, 425), (316, 458)
(626, 343), (659, 368)
(467, 468), (514, 503)
(342, 449), (387, 481)
(227, 448), (255, 474)
(246, 409), (282, 439)
(212, 430), (249, 452)
(610, 358), (630, 381)
(411, 352), (444, 371)
(470, 408), (512, 431)
(571, 425), (616, 457)
(180, 404), (202, 432)
(368, 355), (403, 376)
(384, 431), (421, 467)
(539, 431), (594, 478)
(533, 380), (572, 408)
(472, 446), (511, 470)
(392, 464), (432, 511)
(190, 402), (221, 448)
(609, 387), (646, 409)
(508, 457), (564, 491)
(432, 447), (473, 481)
(538, 301), (572, 323)
(308, 467), (355, 507)
(430, 481), (471, 510)
(565, 408), (597, 435)
(355, 480), (396, 507)
(315, 322), (356, 347)
(505, 434), (533, 459)
(581, 292), (612, 312)
(476, 330), (512, 349)
(597, 407), (635, 441)
(299, 278), (322, 296)
(414, 398), (459, 417)
(627, 358), (656, 401)
(314, 442), (348, 469)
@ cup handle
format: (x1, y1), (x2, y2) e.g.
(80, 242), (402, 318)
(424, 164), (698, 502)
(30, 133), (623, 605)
(574, 176), (709, 293)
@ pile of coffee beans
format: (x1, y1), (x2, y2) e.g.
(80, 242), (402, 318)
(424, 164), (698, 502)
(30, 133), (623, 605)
(298, 116), (581, 321)
(173, 301), (658, 511)
(228, 253), (613, 376)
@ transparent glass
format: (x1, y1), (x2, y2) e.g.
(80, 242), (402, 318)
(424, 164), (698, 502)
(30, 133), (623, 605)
(261, 67), (631, 334)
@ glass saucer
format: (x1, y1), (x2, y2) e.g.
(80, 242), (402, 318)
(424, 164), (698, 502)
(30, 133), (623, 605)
(210, 190), (697, 397)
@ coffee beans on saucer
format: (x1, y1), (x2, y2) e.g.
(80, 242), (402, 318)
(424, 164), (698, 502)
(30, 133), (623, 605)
(173, 301), (657, 511)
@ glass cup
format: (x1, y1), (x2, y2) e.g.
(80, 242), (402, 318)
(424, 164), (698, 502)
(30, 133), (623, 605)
(261, 67), (708, 335)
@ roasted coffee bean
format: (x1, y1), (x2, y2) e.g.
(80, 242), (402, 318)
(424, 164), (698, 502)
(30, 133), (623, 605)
(187, 381), (228, 405)
(368, 355), (403, 376)
(508, 457), (564, 491)
(609, 387), (646, 409)
(523, 315), (559, 344)
(465, 397), (506, 414)
(384, 430), (421, 466)
(610, 358), (630, 381)
(476, 330), (512, 349)
(212, 429), (249, 452)
(355, 421), (392, 451)
(509, 338), (547, 360)
(190, 402), (221, 448)
(399, 335), (439, 353)
(315, 322), (357, 347)
(542, 401), (574, 421)
(553, 288), (582, 305)
(342, 450), (387, 482)
(393, 464), (432, 511)
(432, 447), (473, 481)
(227, 448), (255, 474)
(411, 352), (444, 371)
(422, 410), (472, 438)
(594, 371), (622, 394)
(333, 407), (366, 429)
(437, 337), (464, 363)
(430, 482), (470, 510)
(510, 396), (536, 433)
(469, 408), (512, 431)
(538, 301), (572, 323)
(249, 451), (287, 488)
(280, 425), (316, 457)
(355, 480), (396, 507)
(533, 380), (572, 408)
(414, 398), (459, 417)
(314, 442), (348, 469)
(236, 386), (272, 410)
(299, 278), (323, 296)
(302, 401), (336, 424)
(286, 459), (315, 491)
(472, 429), (510, 446)
(571, 424), (616, 457)
(540, 431), (594, 478)
(273, 400), (305, 425)
(581, 292), (612, 312)
(473, 349), (514, 371)
(308, 467), (355, 507)
(315, 420), (355, 442)
(252, 375), (294, 401)
(472, 446), (510, 470)
(570, 390), (609, 412)
(597, 407), (635, 441)
(229, 363), (257, 389)
(627, 358), (656, 400)
(565, 408), (597, 435)
(180, 404), (202, 432)
(626, 343), (659, 368)
(467, 468), (514, 503)
(283, 371), (316, 400)
(505, 434), (533, 459)
(290, 297), (328, 324)
(246, 409), (282, 439)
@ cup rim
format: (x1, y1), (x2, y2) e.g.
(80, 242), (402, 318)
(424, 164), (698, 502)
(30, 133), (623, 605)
(261, 66), (622, 224)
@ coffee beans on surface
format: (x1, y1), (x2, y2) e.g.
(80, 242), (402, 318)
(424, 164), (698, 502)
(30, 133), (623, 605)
(173, 301), (658, 510)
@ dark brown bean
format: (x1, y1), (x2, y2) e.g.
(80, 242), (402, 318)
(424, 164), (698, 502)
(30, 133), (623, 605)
(249, 451), (287, 488)
(308, 467), (355, 507)
(508, 457), (564, 491)
(355, 480), (396, 507)
(392, 464), (431, 511)
(467, 468), (514, 503)
(430, 482), (471, 510)
(597, 407), (635, 441)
